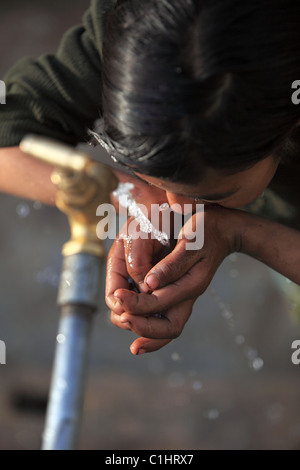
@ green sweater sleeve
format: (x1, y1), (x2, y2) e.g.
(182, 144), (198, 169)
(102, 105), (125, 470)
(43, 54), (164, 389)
(0, 0), (116, 147)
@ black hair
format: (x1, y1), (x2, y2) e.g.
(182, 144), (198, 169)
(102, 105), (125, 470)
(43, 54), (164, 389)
(90, 0), (300, 183)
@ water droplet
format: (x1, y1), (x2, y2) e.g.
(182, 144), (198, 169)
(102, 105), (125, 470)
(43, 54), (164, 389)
(222, 309), (233, 321)
(235, 335), (245, 345)
(171, 352), (182, 362)
(127, 252), (133, 268)
(33, 201), (42, 210)
(159, 203), (170, 212)
(192, 380), (203, 392)
(209, 286), (264, 373)
(16, 203), (30, 218)
(251, 357), (264, 371)
(56, 334), (66, 344)
(207, 409), (220, 420)
(245, 347), (258, 361)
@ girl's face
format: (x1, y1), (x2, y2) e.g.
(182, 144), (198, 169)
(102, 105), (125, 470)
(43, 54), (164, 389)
(136, 156), (279, 209)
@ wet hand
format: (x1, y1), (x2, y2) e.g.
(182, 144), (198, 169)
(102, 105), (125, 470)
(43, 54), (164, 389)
(105, 211), (181, 353)
(106, 205), (241, 355)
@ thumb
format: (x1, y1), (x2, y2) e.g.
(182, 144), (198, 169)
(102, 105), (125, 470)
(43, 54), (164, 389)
(144, 239), (204, 291)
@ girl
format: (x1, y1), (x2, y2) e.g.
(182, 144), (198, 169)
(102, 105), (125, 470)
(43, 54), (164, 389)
(1, 0), (300, 354)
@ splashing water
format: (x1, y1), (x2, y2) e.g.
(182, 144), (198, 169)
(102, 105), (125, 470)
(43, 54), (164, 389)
(113, 182), (169, 246)
(124, 235), (134, 268)
(16, 203), (30, 219)
(209, 286), (264, 372)
(114, 182), (266, 388)
(251, 357), (264, 371)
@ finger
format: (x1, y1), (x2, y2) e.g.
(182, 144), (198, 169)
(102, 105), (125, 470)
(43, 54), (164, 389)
(123, 228), (156, 294)
(120, 299), (195, 340)
(143, 209), (206, 290)
(130, 337), (172, 355)
(110, 310), (133, 331)
(113, 259), (209, 315)
(110, 310), (172, 353)
(105, 237), (130, 314)
(144, 238), (203, 291)
(105, 237), (128, 296)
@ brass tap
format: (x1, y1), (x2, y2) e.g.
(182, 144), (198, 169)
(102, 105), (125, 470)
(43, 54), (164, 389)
(20, 135), (118, 258)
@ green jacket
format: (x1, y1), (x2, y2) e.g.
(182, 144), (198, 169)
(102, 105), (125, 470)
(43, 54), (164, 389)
(0, 0), (299, 229)
(0, 0), (116, 147)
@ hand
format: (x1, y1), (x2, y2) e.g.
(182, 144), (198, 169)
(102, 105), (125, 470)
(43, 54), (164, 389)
(106, 215), (180, 352)
(106, 204), (241, 355)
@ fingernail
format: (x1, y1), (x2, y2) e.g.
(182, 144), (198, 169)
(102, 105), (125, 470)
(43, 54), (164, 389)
(145, 274), (159, 291)
(121, 314), (132, 328)
(114, 295), (123, 305)
(138, 282), (150, 294)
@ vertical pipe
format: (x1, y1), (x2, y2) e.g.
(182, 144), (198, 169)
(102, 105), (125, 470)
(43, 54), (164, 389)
(42, 306), (94, 450)
(41, 253), (102, 450)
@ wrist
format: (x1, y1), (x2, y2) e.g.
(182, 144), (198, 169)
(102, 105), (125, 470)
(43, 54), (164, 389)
(230, 209), (267, 258)
(212, 205), (246, 255)
(209, 205), (300, 284)
(230, 209), (249, 254)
